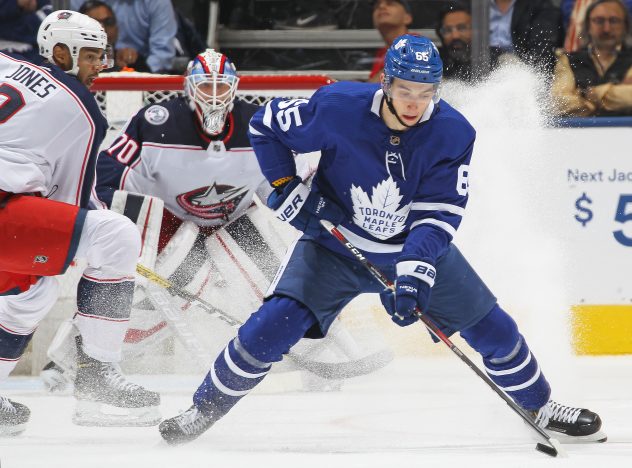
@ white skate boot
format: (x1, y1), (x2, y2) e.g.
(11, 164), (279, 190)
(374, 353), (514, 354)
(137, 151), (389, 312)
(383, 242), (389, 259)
(0, 397), (30, 437)
(73, 337), (161, 426)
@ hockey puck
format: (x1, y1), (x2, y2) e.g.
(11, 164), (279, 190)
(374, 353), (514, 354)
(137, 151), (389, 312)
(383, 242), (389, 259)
(535, 442), (557, 457)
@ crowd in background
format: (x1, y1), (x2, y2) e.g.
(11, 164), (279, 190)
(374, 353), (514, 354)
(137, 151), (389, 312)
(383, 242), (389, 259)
(1, 0), (631, 117)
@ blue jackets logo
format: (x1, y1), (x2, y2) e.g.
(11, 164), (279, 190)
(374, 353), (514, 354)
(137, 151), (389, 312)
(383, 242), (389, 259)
(351, 176), (410, 239)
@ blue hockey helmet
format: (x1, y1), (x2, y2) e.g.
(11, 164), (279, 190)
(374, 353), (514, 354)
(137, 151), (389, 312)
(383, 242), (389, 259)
(383, 34), (443, 85)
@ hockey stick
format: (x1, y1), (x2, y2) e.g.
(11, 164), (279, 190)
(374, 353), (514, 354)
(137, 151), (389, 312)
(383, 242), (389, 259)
(136, 264), (393, 380)
(320, 220), (565, 458)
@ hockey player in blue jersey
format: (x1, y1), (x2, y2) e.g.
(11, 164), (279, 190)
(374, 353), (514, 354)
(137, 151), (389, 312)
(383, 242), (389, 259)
(158, 35), (606, 445)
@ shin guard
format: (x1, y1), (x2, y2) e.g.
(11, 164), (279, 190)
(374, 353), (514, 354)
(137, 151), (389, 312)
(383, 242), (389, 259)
(460, 305), (551, 410)
(193, 296), (317, 414)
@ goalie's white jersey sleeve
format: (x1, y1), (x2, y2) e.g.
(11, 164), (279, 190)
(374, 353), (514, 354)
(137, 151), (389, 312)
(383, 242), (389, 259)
(0, 53), (107, 207)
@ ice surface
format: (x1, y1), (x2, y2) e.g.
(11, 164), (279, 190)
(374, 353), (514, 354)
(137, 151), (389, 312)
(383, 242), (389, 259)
(1, 356), (631, 468)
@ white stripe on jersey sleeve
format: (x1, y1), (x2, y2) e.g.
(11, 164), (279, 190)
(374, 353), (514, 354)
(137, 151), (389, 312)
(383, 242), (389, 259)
(411, 202), (465, 216)
(410, 218), (457, 238)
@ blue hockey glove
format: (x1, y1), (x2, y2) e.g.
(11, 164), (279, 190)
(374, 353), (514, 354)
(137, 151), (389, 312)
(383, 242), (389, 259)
(267, 177), (345, 237)
(379, 256), (435, 327)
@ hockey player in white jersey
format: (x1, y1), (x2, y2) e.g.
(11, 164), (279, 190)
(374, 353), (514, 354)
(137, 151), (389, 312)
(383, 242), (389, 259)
(0, 10), (159, 435)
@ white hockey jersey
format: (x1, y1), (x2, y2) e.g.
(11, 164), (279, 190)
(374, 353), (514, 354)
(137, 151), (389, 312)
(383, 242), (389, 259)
(95, 97), (269, 227)
(0, 52), (107, 207)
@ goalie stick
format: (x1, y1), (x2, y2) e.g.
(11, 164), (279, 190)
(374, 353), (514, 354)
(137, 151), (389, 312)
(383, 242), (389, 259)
(136, 264), (393, 380)
(320, 220), (565, 458)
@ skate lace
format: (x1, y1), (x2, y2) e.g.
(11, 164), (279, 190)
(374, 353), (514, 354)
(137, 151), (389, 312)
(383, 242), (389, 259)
(535, 400), (581, 427)
(0, 396), (16, 414)
(548, 400), (582, 424)
(178, 406), (211, 435)
(102, 364), (143, 392)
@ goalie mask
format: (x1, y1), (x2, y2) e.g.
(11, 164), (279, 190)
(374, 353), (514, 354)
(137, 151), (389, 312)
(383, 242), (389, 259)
(37, 10), (113, 76)
(185, 49), (239, 135)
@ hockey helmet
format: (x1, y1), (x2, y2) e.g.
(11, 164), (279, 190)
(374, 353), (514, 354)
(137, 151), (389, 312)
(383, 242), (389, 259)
(184, 49), (239, 135)
(383, 34), (442, 103)
(37, 10), (113, 76)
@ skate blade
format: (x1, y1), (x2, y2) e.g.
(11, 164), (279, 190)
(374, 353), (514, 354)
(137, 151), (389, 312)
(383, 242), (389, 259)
(73, 400), (161, 427)
(547, 429), (608, 444)
(0, 423), (27, 437)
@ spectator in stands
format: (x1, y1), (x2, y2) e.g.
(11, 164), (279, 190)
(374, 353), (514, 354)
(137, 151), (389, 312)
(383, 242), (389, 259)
(551, 0), (632, 116)
(489, 0), (563, 74)
(71, 0), (177, 73)
(0, 0), (51, 61)
(79, 0), (137, 71)
(368, 0), (413, 82)
(561, 0), (632, 52)
(436, 1), (492, 82)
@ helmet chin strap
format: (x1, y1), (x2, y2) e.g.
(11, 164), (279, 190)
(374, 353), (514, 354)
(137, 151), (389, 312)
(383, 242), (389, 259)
(383, 95), (417, 129)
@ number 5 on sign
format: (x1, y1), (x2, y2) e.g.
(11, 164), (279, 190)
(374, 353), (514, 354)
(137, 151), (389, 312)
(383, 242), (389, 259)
(613, 194), (632, 247)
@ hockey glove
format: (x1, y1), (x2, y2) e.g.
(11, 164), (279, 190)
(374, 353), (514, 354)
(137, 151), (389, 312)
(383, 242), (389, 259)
(379, 255), (435, 327)
(267, 176), (345, 237)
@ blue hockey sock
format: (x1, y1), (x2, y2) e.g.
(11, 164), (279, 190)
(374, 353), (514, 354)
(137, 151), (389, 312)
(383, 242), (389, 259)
(194, 296), (317, 414)
(460, 304), (551, 410)
(0, 326), (34, 360)
(76, 276), (134, 319)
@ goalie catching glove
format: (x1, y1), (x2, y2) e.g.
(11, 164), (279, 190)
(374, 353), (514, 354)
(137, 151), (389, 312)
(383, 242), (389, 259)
(267, 176), (345, 237)
(380, 255), (436, 327)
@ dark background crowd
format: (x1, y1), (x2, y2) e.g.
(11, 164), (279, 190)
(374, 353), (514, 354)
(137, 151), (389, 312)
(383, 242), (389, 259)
(1, 0), (631, 117)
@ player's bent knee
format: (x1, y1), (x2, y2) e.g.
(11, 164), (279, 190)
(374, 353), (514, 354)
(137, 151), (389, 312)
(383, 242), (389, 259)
(460, 304), (520, 360)
(238, 296), (318, 364)
(85, 210), (141, 274)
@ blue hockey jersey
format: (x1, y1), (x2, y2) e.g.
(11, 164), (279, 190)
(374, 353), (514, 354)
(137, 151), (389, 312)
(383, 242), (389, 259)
(248, 81), (475, 265)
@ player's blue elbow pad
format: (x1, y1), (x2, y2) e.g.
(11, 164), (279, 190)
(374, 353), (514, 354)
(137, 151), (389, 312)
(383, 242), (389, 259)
(267, 177), (345, 237)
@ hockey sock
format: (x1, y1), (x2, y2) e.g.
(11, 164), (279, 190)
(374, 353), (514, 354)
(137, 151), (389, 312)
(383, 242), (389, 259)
(460, 304), (551, 410)
(193, 296), (317, 414)
(75, 276), (134, 362)
(0, 326), (34, 379)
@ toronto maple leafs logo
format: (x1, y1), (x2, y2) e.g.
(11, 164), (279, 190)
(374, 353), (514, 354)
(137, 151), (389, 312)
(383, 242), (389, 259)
(351, 177), (411, 239)
(394, 38), (407, 50)
(176, 183), (249, 221)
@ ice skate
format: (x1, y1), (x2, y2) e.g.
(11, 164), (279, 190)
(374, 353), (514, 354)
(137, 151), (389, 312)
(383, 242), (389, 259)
(41, 361), (72, 394)
(0, 397), (30, 437)
(533, 399), (607, 443)
(73, 337), (161, 427)
(159, 404), (221, 445)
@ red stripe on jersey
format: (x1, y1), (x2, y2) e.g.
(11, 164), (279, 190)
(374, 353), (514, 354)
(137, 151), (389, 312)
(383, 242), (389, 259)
(223, 112), (234, 144)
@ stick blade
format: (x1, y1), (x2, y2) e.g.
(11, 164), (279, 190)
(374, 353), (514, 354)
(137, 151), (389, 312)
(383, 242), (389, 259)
(535, 438), (567, 458)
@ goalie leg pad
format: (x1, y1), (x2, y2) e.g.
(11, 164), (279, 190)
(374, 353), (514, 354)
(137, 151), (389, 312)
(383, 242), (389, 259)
(460, 304), (551, 410)
(193, 296), (317, 414)
(110, 190), (164, 275)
